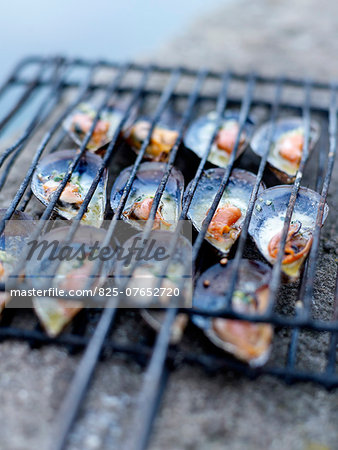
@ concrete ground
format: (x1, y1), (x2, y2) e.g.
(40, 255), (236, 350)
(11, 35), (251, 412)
(0, 0), (338, 449)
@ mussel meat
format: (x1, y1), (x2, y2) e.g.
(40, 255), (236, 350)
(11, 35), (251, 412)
(110, 162), (184, 231)
(32, 149), (107, 227)
(63, 102), (124, 153)
(250, 117), (320, 183)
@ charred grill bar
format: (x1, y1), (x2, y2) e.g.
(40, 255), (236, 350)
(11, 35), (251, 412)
(0, 57), (336, 450)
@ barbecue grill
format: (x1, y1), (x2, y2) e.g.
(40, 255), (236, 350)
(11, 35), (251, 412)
(0, 56), (337, 450)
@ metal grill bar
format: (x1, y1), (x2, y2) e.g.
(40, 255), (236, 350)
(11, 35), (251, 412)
(301, 86), (338, 317)
(263, 81), (312, 317)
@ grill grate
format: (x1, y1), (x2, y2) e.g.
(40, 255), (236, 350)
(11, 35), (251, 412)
(0, 56), (337, 450)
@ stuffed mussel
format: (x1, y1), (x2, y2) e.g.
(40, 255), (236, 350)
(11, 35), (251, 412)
(27, 226), (114, 336)
(32, 149), (107, 228)
(0, 210), (35, 314)
(186, 168), (264, 255)
(123, 116), (179, 162)
(249, 186), (329, 281)
(192, 259), (273, 367)
(250, 117), (320, 183)
(114, 231), (192, 343)
(63, 102), (124, 153)
(110, 162), (184, 231)
(184, 111), (254, 168)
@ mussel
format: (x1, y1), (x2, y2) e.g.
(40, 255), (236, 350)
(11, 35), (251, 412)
(110, 162), (184, 231)
(114, 231), (192, 342)
(186, 168), (264, 255)
(248, 186), (329, 281)
(27, 226), (114, 336)
(123, 117), (179, 162)
(0, 210), (35, 314)
(63, 102), (124, 153)
(250, 117), (320, 183)
(184, 111), (254, 168)
(192, 259), (273, 366)
(32, 149), (107, 228)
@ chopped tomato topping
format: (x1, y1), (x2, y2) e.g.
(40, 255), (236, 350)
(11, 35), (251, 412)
(130, 121), (178, 159)
(71, 113), (110, 147)
(278, 133), (304, 165)
(216, 123), (243, 154)
(126, 197), (171, 229)
(42, 180), (83, 205)
(207, 205), (242, 241)
(268, 222), (312, 264)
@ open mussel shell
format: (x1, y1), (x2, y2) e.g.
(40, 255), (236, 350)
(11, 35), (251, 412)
(32, 298), (83, 338)
(123, 115), (179, 162)
(186, 168), (264, 255)
(192, 259), (273, 367)
(114, 230), (192, 342)
(250, 117), (320, 183)
(0, 210), (35, 263)
(184, 110), (254, 168)
(27, 226), (114, 336)
(248, 186), (329, 281)
(0, 292), (10, 315)
(63, 102), (125, 154)
(110, 162), (184, 231)
(32, 149), (107, 228)
(140, 310), (188, 345)
(0, 210), (35, 314)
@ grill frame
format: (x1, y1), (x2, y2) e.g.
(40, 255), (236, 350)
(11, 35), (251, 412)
(0, 56), (336, 450)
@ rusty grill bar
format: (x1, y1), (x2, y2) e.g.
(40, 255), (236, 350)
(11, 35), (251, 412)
(0, 56), (337, 450)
